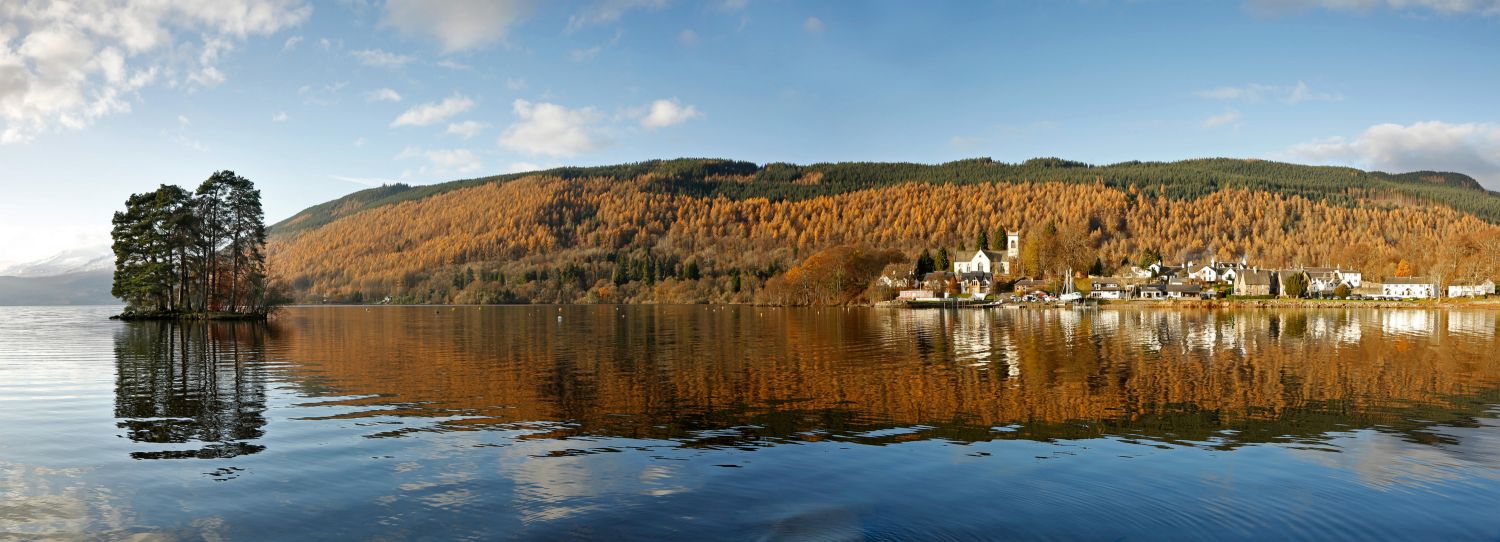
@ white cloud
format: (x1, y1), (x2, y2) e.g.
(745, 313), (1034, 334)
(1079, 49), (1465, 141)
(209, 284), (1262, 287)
(679, 29), (699, 45)
(1246, 0), (1500, 17)
(498, 99), (605, 157)
(504, 161), (549, 173)
(0, 0), (311, 143)
(567, 0), (667, 31)
(570, 46), (603, 62)
(364, 87), (402, 103)
(283, 35), (303, 51)
(390, 94), (475, 127)
(435, 59), (470, 70)
(351, 48), (414, 68)
(1203, 108), (1242, 128)
(803, 16), (825, 33)
(271, 111), (288, 122)
(395, 145), (484, 175)
(446, 120), (489, 139)
(353, 137), (366, 147)
(1195, 81), (1341, 104)
(637, 97), (701, 129)
(383, 0), (537, 52)
(297, 81), (347, 106)
(505, 77), (528, 91)
(1287, 121), (1500, 190)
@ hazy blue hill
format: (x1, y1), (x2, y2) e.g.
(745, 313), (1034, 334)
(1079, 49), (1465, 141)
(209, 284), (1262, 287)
(0, 270), (116, 306)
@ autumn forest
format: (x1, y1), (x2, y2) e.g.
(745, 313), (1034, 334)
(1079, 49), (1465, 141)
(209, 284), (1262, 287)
(267, 158), (1500, 305)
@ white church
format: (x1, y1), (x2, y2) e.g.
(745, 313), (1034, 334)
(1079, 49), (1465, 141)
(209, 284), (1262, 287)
(953, 231), (1020, 276)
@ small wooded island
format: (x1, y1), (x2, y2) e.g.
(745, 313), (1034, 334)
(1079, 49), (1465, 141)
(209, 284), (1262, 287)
(109, 171), (282, 320)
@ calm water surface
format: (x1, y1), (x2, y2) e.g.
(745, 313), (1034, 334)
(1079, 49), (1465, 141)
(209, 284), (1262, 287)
(2, 305), (1500, 540)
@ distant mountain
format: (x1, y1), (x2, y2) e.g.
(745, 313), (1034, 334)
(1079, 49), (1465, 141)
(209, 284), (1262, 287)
(0, 270), (117, 306)
(0, 247), (116, 306)
(266, 157), (1500, 305)
(0, 246), (113, 277)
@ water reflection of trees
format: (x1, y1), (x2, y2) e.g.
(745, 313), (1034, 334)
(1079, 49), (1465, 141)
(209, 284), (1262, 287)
(113, 321), (274, 459)
(275, 307), (1500, 450)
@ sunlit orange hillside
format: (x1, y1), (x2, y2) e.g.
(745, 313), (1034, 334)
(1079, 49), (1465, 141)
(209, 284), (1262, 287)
(268, 158), (1500, 304)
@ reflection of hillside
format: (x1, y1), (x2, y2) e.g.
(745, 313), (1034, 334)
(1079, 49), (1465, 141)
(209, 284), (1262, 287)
(113, 321), (274, 459)
(273, 307), (1500, 448)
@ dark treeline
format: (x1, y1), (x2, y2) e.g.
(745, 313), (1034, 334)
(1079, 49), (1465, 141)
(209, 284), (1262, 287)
(272, 157), (1500, 236)
(111, 171), (277, 317)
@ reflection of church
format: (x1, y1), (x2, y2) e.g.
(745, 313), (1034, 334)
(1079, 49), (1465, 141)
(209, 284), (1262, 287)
(113, 321), (273, 459)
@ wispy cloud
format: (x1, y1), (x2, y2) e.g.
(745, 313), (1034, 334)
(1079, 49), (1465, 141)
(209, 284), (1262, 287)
(803, 16), (825, 33)
(364, 88), (403, 103)
(395, 146), (485, 174)
(351, 49), (415, 68)
(567, 0), (667, 32)
(1195, 81), (1341, 104)
(1203, 108), (1242, 128)
(391, 94), (475, 127)
(446, 120), (490, 139)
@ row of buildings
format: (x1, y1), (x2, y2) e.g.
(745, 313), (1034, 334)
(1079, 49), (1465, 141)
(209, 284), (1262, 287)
(883, 242), (1497, 301)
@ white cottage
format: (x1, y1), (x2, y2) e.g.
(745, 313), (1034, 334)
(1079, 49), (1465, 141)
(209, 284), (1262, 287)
(1382, 277), (1436, 299)
(1448, 280), (1496, 298)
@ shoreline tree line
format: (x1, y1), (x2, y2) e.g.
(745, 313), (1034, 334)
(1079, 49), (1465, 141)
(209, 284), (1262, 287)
(111, 171), (280, 318)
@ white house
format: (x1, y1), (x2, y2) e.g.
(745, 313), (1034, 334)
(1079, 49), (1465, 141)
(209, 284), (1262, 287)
(1382, 277), (1436, 299)
(876, 263), (915, 289)
(1088, 280), (1132, 300)
(1136, 284), (1166, 299)
(1336, 269), (1363, 288)
(1189, 265), (1220, 283)
(1448, 280), (1496, 298)
(954, 250), (1009, 276)
(1165, 283), (1203, 299)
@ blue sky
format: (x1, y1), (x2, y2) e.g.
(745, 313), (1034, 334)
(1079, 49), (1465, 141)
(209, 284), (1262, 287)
(2, 0), (1499, 268)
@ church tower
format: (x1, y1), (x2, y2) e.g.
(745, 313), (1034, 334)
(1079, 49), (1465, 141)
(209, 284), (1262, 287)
(1006, 230), (1020, 260)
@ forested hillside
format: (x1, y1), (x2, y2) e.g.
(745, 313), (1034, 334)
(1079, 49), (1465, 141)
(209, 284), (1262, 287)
(268, 158), (1500, 304)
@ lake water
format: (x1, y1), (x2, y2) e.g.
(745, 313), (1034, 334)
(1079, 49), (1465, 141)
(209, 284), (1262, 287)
(2, 305), (1500, 540)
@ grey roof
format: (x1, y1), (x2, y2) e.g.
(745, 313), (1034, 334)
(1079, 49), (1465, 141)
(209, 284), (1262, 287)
(1237, 269), (1275, 286)
(1166, 284), (1202, 293)
(1384, 277), (1433, 285)
(956, 250), (1006, 262)
(958, 271), (991, 281)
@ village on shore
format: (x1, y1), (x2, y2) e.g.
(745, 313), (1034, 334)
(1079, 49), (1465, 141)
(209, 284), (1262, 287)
(875, 231), (1498, 307)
